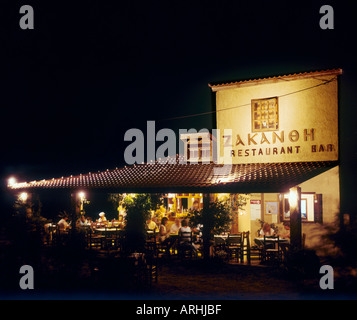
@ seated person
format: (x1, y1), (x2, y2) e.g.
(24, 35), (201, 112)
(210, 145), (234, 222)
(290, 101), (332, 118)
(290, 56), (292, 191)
(259, 222), (275, 237)
(178, 219), (198, 251)
(169, 218), (181, 235)
(76, 215), (92, 233)
(146, 216), (158, 232)
(98, 212), (107, 223)
(58, 216), (70, 232)
(189, 200), (200, 212)
(159, 217), (175, 255)
(76, 215), (89, 228)
(279, 222), (290, 239)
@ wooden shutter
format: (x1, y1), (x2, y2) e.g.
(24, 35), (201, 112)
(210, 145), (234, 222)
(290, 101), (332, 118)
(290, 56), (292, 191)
(314, 194), (323, 223)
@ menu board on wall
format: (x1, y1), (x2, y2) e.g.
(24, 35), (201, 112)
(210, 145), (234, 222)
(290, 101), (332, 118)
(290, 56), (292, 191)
(250, 200), (261, 220)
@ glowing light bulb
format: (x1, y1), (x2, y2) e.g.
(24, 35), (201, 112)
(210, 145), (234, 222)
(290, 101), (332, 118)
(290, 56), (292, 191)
(289, 188), (298, 208)
(19, 192), (28, 202)
(8, 177), (16, 186)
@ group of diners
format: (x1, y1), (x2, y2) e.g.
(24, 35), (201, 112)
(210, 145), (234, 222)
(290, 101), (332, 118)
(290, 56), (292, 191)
(53, 211), (125, 233)
(146, 216), (201, 256)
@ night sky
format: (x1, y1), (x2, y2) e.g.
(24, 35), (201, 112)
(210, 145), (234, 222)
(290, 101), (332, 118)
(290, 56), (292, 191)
(1, 1), (357, 212)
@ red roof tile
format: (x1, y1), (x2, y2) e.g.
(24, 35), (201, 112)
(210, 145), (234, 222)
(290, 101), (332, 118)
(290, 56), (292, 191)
(8, 155), (338, 193)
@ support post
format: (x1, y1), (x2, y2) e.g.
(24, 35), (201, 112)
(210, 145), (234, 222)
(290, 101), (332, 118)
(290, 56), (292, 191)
(70, 190), (81, 233)
(289, 186), (302, 250)
(202, 193), (211, 260)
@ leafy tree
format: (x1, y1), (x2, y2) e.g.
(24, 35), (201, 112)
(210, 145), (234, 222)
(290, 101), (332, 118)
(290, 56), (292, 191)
(123, 194), (163, 253)
(188, 198), (235, 260)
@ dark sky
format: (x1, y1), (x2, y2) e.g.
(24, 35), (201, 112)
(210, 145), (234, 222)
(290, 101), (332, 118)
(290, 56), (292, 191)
(1, 0), (357, 198)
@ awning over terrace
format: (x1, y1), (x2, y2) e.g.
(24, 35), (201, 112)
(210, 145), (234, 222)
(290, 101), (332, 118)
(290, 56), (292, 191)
(8, 155), (338, 194)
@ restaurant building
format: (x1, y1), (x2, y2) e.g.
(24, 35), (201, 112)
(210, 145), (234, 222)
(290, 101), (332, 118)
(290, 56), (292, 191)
(8, 69), (343, 253)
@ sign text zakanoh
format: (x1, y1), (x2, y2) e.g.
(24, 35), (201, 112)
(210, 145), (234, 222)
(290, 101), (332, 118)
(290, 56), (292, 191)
(124, 122), (337, 165)
(231, 128), (335, 158)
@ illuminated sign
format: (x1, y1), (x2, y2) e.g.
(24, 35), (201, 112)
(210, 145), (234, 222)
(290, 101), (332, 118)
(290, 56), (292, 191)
(231, 128), (336, 158)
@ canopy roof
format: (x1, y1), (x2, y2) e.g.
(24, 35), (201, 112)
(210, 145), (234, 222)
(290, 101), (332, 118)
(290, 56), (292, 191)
(8, 155), (338, 193)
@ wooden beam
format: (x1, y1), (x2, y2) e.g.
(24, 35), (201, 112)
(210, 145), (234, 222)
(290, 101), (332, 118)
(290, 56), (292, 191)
(289, 187), (302, 250)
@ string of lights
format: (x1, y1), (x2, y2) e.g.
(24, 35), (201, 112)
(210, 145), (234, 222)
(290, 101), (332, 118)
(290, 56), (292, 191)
(159, 76), (338, 122)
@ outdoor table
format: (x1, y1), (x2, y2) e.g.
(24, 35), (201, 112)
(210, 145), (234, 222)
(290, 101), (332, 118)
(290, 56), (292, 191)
(213, 234), (229, 246)
(254, 237), (289, 249)
(47, 223), (57, 234)
(95, 227), (122, 233)
(255, 237), (289, 243)
(254, 237), (289, 264)
(46, 223), (57, 232)
(93, 227), (123, 250)
(77, 225), (92, 233)
(94, 227), (123, 238)
(214, 234), (228, 239)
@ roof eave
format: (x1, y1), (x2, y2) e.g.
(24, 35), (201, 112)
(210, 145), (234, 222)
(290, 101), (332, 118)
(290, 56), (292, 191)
(208, 68), (343, 92)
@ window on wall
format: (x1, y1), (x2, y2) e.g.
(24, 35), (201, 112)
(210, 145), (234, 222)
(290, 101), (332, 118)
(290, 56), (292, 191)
(281, 192), (322, 223)
(251, 97), (279, 132)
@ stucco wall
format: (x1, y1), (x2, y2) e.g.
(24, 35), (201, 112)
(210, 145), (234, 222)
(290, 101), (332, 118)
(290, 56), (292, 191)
(299, 166), (340, 251)
(215, 75), (339, 164)
(230, 166), (340, 250)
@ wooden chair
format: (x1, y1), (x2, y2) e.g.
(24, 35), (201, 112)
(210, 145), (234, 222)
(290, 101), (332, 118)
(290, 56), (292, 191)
(100, 227), (111, 250)
(44, 223), (56, 247)
(250, 239), (263, 263)
(241, 231), (251, 264)
(213, 235), (226, 250)
(54, 225), (69, 246)
(262, 235), (282, 265)
(155, 240), (166, 257)
(146, 229), (157, 242)
(212, 235), (226, 259)
(87, 230), (105, 250)
(103, 227), (123, 250)
(226, 233), (242, 263)
(177, 231), (195, 260)
(116, 230), (125, 252)
(144, 241), (159, 285)
(279, 241), (290, 264)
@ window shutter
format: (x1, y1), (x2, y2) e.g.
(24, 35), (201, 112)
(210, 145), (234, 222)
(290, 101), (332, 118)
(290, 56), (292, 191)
(314, 194), (323, 223)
